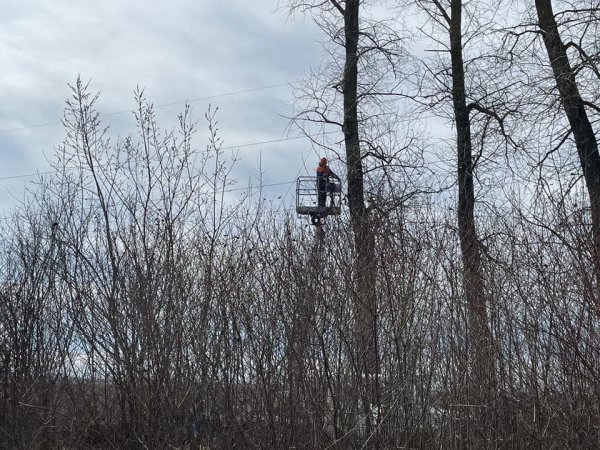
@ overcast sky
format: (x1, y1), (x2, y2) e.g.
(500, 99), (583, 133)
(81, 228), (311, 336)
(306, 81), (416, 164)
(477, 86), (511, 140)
(0, 0), (326, 214)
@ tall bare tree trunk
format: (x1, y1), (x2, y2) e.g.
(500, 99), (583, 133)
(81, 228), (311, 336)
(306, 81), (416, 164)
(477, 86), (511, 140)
(449, 0), (495, 407)
(340, 0), (379, 443)
(535, 0), (600, 277)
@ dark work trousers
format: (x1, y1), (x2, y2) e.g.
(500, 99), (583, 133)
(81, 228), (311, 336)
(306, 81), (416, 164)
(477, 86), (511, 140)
(317, 176), (327, 207)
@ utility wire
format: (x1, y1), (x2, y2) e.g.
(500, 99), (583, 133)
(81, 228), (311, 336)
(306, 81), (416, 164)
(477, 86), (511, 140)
(0, 82), (295, 134)
(0, 131), (340, 183)
(0, 170), (58, 182)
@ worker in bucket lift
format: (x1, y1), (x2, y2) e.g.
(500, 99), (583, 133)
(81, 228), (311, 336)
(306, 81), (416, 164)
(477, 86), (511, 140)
(316, 157), (340, 207)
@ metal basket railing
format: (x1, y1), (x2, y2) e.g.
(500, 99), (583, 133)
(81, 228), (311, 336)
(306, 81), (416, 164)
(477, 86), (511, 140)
(295, 176), (341, 217)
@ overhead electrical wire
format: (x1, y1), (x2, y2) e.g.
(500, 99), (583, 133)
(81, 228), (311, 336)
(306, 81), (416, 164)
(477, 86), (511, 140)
(0, 131), (340, 183)
(0, 81), (296, 134)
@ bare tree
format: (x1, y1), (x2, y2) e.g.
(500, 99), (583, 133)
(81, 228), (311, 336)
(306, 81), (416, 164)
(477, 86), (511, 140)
(410, 0), (497, 396)
(532, 0), (600, 279)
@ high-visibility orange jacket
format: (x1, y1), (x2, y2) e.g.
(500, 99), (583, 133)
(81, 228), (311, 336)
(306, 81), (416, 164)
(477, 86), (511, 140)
(316, 163), (331, 177)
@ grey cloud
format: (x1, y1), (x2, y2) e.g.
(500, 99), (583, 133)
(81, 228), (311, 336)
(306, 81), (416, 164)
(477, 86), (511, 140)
(0, 0), (325, 213)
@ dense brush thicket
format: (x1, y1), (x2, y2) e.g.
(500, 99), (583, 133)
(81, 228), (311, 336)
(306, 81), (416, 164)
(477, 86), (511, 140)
(1, 81), (599, 450)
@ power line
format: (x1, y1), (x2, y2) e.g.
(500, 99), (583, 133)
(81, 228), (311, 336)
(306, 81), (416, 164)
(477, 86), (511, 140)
(0, 131), (339, 183)
(220, 132), (333, 151)
(226, 181), (292, 193)
(0, 82), (295, 134)
(0, 170), (58, 182)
